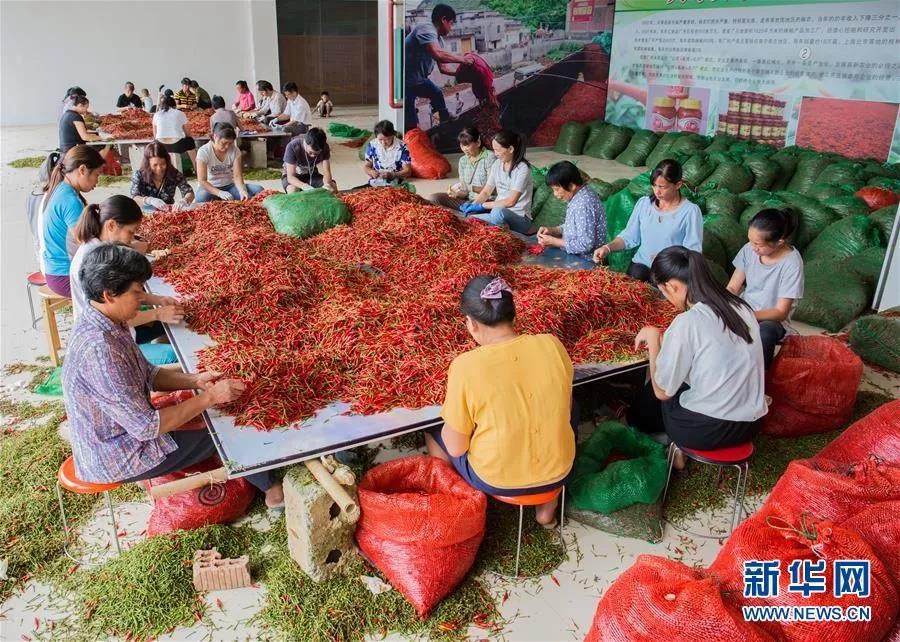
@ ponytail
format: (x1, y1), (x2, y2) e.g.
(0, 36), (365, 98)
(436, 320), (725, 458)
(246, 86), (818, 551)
(749, 207), (795, 244)
(492, 129), (528, 174)
(650, 246), (754, 344)
(74, 195), (143, 244)
(43, 145), (105, 201)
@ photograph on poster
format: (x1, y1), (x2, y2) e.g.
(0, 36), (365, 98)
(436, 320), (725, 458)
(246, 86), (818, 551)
(644, 84), (710, 135)
(404, 0), (615, 152)
(796, 97), (900, 161)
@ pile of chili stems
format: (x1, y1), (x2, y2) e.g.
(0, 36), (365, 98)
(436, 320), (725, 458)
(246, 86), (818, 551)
(141, 188), (674, 430)
(98, 109), (268, 140)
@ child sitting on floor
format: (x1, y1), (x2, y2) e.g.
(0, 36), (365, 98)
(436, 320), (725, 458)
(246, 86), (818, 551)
(314, 92), (334, 117)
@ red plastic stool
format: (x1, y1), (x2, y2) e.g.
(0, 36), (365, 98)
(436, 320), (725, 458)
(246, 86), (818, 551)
(26, 271), (46, 328)
(56, 456), (123, 560)
(662, 442), (754, 537)
(492, 486), (565, 577)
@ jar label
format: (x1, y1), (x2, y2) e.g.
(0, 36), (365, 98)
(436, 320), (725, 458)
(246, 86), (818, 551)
(650, 113), (675, 132)
(678, 116), (702, 133)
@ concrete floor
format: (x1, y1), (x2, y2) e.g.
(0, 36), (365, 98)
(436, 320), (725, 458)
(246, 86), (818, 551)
(1, 112), (897, 641)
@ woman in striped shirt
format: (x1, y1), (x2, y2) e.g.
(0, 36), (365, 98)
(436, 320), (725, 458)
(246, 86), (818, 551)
(428, 126), (495, 210)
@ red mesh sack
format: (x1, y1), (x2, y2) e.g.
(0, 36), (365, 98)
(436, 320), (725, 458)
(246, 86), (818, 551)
(763, 336), (862, 437)
(841, 501), (900, 589)
(855, 186), (899, 211)
(150, 389), (204, 429)
(584, 555), (773, 642)
(101, 148), (123, 176)
(405, 128), (451, 180)
(816, 400), (900, 465)
(455, 54), (498, 108)
(145, 457), (256, 537)
(758, 456), (900, 524)
(709, 515), (898, 642)
(355, 456), (486, 617)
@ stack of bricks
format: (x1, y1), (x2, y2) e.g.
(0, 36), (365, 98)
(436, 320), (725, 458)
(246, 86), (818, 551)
(192, 548), (252, 591)
(717, 91), (788, 147)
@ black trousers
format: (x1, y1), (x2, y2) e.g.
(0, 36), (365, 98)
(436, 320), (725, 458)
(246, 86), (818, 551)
(759, 320), (786, 369)
(627, 261), (652, 282)
(121, 430), (273, 492)
(162, 137), (196, 154)
(627, 382), (761, 450)
(281, 172), (324, 191)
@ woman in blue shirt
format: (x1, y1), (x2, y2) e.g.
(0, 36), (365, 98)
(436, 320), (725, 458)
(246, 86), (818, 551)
(40, 145), (106, 297)
(593, 159), (703, 282)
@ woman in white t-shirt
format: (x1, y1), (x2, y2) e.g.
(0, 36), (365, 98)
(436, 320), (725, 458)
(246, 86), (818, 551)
(152, 96), (197, 170)
(462, 129), (535, 235)
(727, 208), (804, 368)
(628, 246), (766, 469)
(195, 124), (263, 202)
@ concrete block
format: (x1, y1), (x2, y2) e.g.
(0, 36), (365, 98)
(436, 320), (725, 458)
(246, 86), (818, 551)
(283, 464), (359, 583)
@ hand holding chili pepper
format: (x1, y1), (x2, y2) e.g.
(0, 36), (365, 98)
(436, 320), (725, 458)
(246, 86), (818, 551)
(155, 304), (185, 324)
(634, 326), (662, 353)
(195, 370), (224, 391)
(205, 378), (246, 405)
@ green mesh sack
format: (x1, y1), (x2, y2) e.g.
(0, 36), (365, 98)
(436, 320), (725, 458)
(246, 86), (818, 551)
(823, 195), (870, 219)
(867, 176), (900, 192)
(681, 153), (717, 188)
(669, 134), (710, 157)
(702, 189), (746, 221)
(794, 262), (870, 332)
(844, 247), (887, 286)
(531, 166), (552, 215)
(33, 367), (63, 397)
(744, 153), (782, 191)
(566, 501), (663, 542)
(609, 178), (631, 193)
(358, 135), (377, 161)
(587, 178), (616, 201)
(264, 189), (350, 239)
(328, 122), (369, 139)
(532, 194), (568, 228)
(805, 215), (882, 263)
(816, 162), (866, 190)
(769, 149), (801, 191)
(704, 214), (747, 258)
(645, 132), (681, 169)
(740, 189), (776, 205)
(705, 258), (730, 287)
(626, 171), (652, 199)
(869, 206), (897, 244)
(809, 182), (854, 202)
(615, 129), (660, 166)
(584, 124), (634, 159)
(703, 231), (730, 269)
(699, 161), (754, 194)
(776, 191), (840, 249)
(861, 161), (898, 180)
(848, 311), (900, 373)
(706, 150), (737, 166)
(739, 198), (787, 229)
(705, 134), (737, 152)
(582, 122), (612, 153)
(554, 121), (590, 155)
(604, 189), (639, 272)
(567, 421), (667, 515)
(785, 154), (835, 194)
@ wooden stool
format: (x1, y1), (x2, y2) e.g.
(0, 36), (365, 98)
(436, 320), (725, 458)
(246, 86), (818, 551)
(57, 456), (123, 561)
(26, 271), (46, 328)
(37, 285), (69, 366)
(491, 487), (565, 577)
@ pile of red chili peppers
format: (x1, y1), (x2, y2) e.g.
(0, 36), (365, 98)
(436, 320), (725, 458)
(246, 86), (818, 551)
(141, 188), (673, 429)
(98, 109), (268, 140)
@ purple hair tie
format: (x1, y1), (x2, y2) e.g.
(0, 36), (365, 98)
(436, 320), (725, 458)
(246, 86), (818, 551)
(480, 277), (512, 300)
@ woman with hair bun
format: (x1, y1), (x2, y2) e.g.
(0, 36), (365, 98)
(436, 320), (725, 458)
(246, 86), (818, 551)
(727, 208), (804, 368)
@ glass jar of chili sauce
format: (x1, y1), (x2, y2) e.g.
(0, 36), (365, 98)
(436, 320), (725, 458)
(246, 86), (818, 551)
(676, 98), (703, 133)
(667, 85), (690, 100)
(650, 97), (677, 132)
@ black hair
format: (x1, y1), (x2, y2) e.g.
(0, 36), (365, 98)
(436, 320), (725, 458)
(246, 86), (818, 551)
(649, 159), (683, 206)
(43, 145), (105, 199)
(159, 95), (176, 112)
(236, 80), (249, 92)
(65, 86), (86, 99)
(181, 77), (192, 86)
(74, 195), (143, 244)
(545, 161), (584, 189)
(373, 120), (397, 137)
(282, 81), (299, 94)
(213, 124), (237, 141)
(124, 81), (135, 90)
(257, 80), (273, 92)
(457, 126), (481, 146)
(650, 247), (754, 344)
(211, 95), (226, 109)
(460, 275), (516, 326)
(71, 95), (90, 108)
(492, 129), (527, 174)
(190, 80), (200, 88)
(749, 208), (795, 244)
(431, 3), (456, 23)
(164, 89), (174, 97)
(305, 127), (327, 152)
(80, 242), (153, 304)
(321, 91), (329, 96)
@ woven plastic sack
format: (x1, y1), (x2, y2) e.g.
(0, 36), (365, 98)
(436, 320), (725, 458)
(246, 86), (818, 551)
(816, 400), (900, 465)
(615, 129), (659, 166)
(744, 153), (781, 191)
(762, 335), (862, 437)
(586, 178), (615, 201)
(703, 232), (729, 269)
(669, 134), (709, 157)
(804, 214), (881, 263)
(405, 128), (451, 179)
(553, 121), (589, 155)
(264, 189), (350, 239)
(776, 191), (840, 249)
(870, 205), (897, 244)
(582, 121), (611, 153)
(769, 149), (800, 191)
(703, 189), (745, 220)
(145, 457), (256, 536)
(33, 366), (63, 397)
(585, 555), (773, 642)
(709, 515), (899, 642)
(739, 189), (775, 205)
(794, 264), (870, 332)
(681, 153), (716, 188)
(844, 247), (887, 287)
(355, 456), (486, 617)
(823, 194), (869, 219)
(705, 134), (737, 152)
(842, 501), (900, 589)
(644, 132), (681, 170)
(739, 198), (788, 230)
(816, 161), (866, 190)
(786, 154), (835, 194)
(703, 214), (746, 259)
(849, 311), (900, 372)
(604, 189), (639, 273)
(699, 161), (754, 194)
(855, 186), (899, 211)
(808, 182), (853, 202)
(327, 122), (369, 139)
(568, 421), (666, 514)
(867, 176), (900, 192)
(584, 124), (633, 160)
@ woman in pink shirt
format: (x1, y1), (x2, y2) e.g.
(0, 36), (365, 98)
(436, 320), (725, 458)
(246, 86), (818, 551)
(233, 80), (256, 113)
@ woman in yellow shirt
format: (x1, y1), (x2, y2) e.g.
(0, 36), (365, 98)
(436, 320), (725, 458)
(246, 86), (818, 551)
(426, 275), (576, 527)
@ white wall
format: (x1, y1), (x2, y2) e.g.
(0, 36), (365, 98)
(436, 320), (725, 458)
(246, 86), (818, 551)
(378, 0), (403, 126)
(0, 0), (280, 126)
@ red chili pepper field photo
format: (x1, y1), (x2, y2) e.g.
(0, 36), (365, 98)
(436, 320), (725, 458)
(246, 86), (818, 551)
(795, 96), (899, 161)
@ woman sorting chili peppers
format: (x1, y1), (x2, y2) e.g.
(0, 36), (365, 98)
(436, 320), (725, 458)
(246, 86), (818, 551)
(627, 247), (766, 471)
(536, 161), (607, 259)
(130, 142), (195, 212)
(428, 126), (495, 209)
(62, 243), (284, 508)
(593, 159), (702, 282)
(362, 120), (412, 187)
(425, 275), (576, 528)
